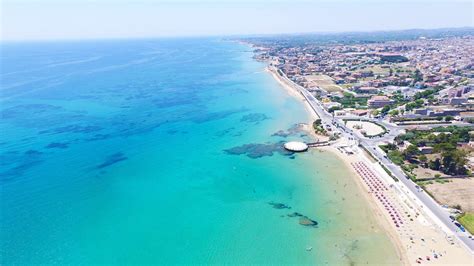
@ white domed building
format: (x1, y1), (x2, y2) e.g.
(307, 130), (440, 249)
(284, 141), (308, 152)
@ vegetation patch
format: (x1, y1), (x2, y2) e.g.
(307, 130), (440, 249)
(332, 92), (369, 108)
(313, 119), (327, 135)
(458, 213), (474, 234)
(380, 126), (473, 179)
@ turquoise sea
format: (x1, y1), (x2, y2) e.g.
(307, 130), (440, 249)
(1, 38), (400, 265)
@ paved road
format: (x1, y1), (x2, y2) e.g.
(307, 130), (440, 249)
(281, 72), (474, 253)
(364, 139), (474, 252)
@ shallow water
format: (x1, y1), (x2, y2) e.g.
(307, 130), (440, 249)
(0, 38), (400, 265)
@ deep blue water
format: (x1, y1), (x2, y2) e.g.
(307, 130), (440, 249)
(0, 38), (399, 265)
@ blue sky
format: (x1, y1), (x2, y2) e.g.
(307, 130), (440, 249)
(2, 0), (473, 41)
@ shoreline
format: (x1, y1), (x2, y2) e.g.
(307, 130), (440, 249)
(267, 65), (409, 264)
(318, 145), (409, 265)
(266, 65), (474, 265)
(265, 67), (319, 122)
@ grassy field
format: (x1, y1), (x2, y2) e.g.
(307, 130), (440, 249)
(362, 64), (416, 76)
(323, 85), (343, 92)
(333, 93), (368, 108)
(362, 65), (390, 76)
(458, 213), (474, 234)
(305, 74), (343, 92)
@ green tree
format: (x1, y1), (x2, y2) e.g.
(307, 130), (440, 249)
(389, 109), (399, 116)
(429, 158), (441, 170)
(412, 69), (423, 82)
(381, 105), (391, 114)
(403, 145), (420, 161)
(419, 154), (428, 167)
(388, 150), (404, 165)
(441, 150), (468, 175)
(328, 106), (342, 113)
(445, 116), (454, 122)
(405, 99), (424, 111)
(433, 142), (456, 153)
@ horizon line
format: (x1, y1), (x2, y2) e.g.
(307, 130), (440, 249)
(2, 26), (473, 43)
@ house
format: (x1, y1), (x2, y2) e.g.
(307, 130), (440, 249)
(413, 108), (429, 116)
(368, 95), (394, 108)
(350, 109), (369, 116)
(334, 110), (347, 117)
(447, 97), (468, 106)
(418, 146), (434, 154)
(448, 86), (471, 98)
(399, 141), (412, 151)
(354, 86), (379, 94)
(428, 108), (461, 117)
(323, 101), (342, 110)
(460, 112), (474, 122)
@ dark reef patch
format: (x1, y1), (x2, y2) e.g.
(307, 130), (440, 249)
(0, 160), (43, 181)
(215, 127), (235, 137)
(96, 152), (128, 169)
(153, 97), (196, 108)
(240, 113), (269, 123)
(232, 131), (243, 137)
(224, 142), (292, 159)
(40, 124), (103, 135)
(85, 134), (112, 142)
(272, 124), (305, 138)
(268, 201), (319, 228)
(0, 150), (44, 181)
(45, 142), (69, 149)
(268, 202), (291, 209)
(287, 212), (303, 217)
(24, 150), (43, 156)
(166, 129), (179, 135)
(191, 108), (246, 124)
(1, 104), (63, 119)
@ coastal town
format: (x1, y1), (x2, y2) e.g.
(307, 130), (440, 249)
(242, 30), (474, 264)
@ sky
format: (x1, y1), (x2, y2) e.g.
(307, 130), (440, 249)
(1, 0), (473, 41)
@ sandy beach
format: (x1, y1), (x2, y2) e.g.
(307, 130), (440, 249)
(268, 66), (474, 265)
(265, 67), (320, 122)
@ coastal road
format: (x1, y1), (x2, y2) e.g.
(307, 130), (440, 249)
(363, 140), (474, 252)
(279, 71), (474, 253)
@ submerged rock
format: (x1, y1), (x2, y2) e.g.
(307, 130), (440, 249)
(287, 212), (303, 217)
(272, 124), (304, 138)
(96, 152), (128, 169)
(224, 142), (291, 159)
(240, 113), (269, 123)
(299, 216), (318, 227)
(45, 142), (69, 149)
(268, 202), (291, 209)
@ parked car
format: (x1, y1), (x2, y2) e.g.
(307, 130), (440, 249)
(454, 222), (466, 232)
